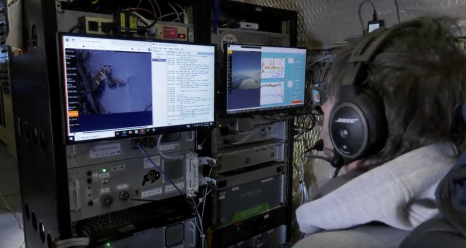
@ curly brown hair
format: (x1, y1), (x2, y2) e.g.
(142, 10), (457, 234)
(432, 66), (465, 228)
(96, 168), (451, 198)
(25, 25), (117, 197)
(325, 16), (466, 168)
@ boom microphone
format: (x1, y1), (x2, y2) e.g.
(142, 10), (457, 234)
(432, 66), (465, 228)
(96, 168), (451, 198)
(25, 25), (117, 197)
(309, 139), (324, 152)
(303, 139), (345, 169)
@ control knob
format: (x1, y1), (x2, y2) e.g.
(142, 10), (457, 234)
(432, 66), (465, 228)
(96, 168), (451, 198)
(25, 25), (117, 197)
(119, 191), (130, 201)
(100, 194), (114, 207)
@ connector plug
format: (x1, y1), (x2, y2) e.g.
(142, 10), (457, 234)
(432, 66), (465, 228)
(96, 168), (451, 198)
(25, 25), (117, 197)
(198, 157), (217, 167)
(131, 139), (142, 149)
(200, 177), (217, 187)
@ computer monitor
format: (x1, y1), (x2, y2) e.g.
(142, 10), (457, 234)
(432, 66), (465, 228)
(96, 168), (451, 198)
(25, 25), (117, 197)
(225, 44), (306, 115)
(58, 33), (216, 143)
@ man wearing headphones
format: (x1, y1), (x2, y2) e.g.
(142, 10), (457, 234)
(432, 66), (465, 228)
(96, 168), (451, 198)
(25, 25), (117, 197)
(294, 16), (466, 248)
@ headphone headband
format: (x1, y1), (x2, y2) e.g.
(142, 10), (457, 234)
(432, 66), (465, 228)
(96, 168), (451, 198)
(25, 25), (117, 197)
(342, 27), (393, 87)
(349, 27), (390, 63)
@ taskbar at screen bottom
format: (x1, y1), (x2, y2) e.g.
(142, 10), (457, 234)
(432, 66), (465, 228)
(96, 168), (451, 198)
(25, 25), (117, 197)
(227, 104), (304, 115)
(67, 122), (214, 143)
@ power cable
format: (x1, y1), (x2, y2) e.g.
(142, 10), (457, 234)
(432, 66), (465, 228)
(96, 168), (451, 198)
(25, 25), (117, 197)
(157, 134), (184, 160)
(394, 0), (401, 23)
(153, 0), (162, 19)
(135, 0), (143, 10)
(358, 0), (377, 35)
(68, 23), (82, 33)
(167, 3), (180, 21)
(173, 3), (188, 23)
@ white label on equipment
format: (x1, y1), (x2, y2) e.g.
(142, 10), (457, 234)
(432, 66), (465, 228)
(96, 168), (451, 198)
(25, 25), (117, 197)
(116, 184), (128, 190)
(262, 178), (273, 183)
(101, 188), (110, 194)
(165, 183), (185, 193)
(141, 188), (162, 198)
(89, 143), (121, 159)
(144, 156), (161, 168)
(221, 34), (238, 52)
(232, 186), (239, 191)
(219, 196), (225, 200)
(264, 214), (269, 219)
(98, 173), (110, 179)
(159, 144), (179, 151)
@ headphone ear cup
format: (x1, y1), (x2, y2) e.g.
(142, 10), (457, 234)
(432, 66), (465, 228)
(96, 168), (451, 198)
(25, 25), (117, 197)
(359, 88), (387, 149)
(329, 100), (369, 161)
(329, 89), (387, 162)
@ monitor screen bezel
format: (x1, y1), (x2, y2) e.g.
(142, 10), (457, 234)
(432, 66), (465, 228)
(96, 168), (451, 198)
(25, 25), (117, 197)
(57, 32), (217, 145)
(223, 43), (307, 117)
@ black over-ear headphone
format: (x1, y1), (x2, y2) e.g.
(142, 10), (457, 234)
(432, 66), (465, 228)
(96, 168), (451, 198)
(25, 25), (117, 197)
(329, 27), (396, 163)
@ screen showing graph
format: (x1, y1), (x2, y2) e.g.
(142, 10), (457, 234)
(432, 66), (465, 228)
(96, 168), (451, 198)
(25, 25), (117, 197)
(225, 44), (306, 114)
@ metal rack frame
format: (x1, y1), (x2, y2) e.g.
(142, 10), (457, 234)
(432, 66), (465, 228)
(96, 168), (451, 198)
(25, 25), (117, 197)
(9, 1), (212, 247)
(210, 0), (299, 243)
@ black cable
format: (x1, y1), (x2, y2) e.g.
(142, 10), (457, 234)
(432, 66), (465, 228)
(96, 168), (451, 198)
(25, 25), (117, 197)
(198, 133), (211, 149)
(332, 167), (342, 178)
(358, 0), (377, 35)
(394, 0), (401, 23)
(68, 23), (82, 33)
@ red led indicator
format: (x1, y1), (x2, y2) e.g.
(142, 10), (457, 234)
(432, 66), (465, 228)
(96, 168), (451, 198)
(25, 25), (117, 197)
(178, 34), (185, 39)
(162, 27), (178, 39)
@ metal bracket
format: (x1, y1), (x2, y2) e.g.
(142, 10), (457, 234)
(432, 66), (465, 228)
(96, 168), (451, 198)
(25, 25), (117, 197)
(185, 152), (199, 197)
(55, 0), (63, 13)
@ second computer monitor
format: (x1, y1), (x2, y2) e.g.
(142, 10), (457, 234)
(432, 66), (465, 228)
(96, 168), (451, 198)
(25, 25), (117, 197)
(225, 44), (306, 115)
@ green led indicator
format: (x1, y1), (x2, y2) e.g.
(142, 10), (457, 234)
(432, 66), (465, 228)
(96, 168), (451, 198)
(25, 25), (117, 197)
(106, 243), (110, 247)
(102, 169), (107, 173)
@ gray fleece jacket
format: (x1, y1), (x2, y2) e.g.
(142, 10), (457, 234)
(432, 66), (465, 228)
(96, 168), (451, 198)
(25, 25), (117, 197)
(296, 142), (459, 234)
